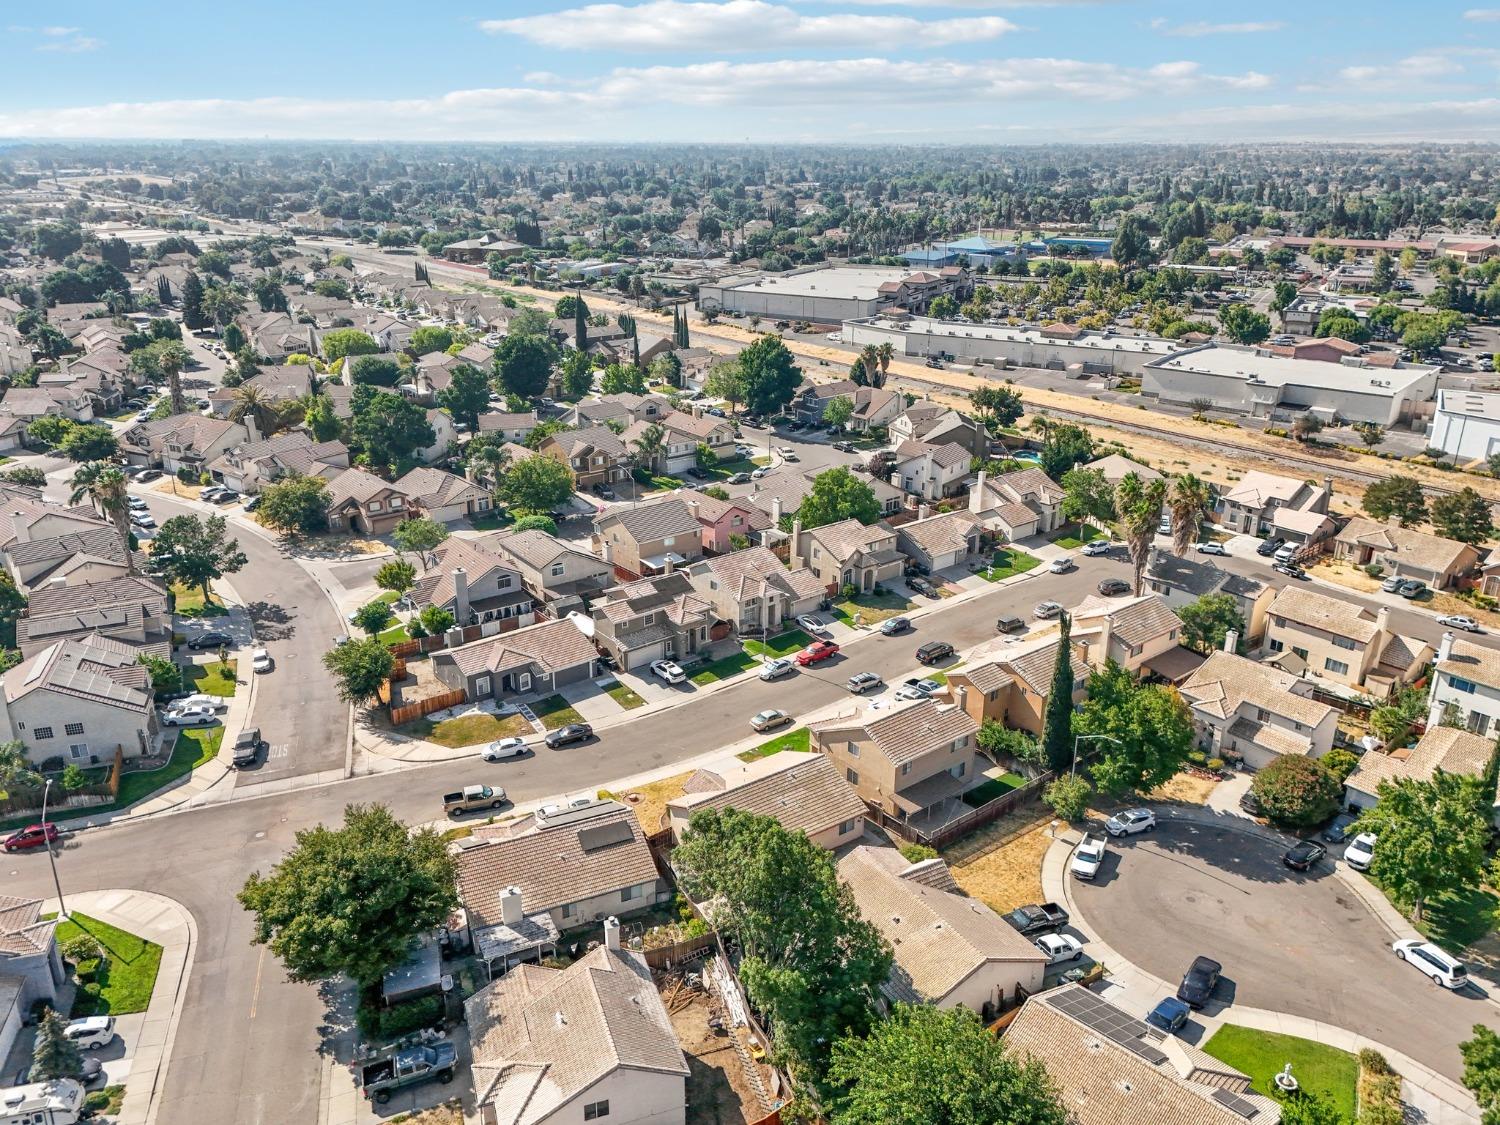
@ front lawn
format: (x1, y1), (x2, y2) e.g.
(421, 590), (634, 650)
(961, 774), (1025, 807)
(1051, 524), (1103, 549)
(171, 581), (227, 619)
(378, 623), (411, 645)
(831, 591), (915, 626)
(737, 727), (810, 761)
(982, 549), (1041, 582)
(1202, 1026), (1357, 1121)
(925, 660), (965, 686)
(601, 680), (647, 709)
(1411, 883), (1499, 957)
(743, 629), (813, 659)
(186, 660), (238, 697)
(467, 510), (514, 532)
(531, 694), (586, 730)
(699, 456), (769, 481)
(631, 469), (682, 492)
(51, 912), (164, 1017)
(689, 651), (758, 684)
(403, 711), (531, 748)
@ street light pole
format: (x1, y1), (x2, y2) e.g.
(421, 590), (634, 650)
(1072, 733), (1122, 780)
(40, 780), (67, 919)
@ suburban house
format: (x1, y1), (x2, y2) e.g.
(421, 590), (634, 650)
(838, 845), (1047, 1016)
(1346, 725), (1498, 820)
(207, 433), (349, 494)
(456, 801), (669, 968)
(590, 572), (714, 672)
(567, 393), (673, 430)
(1145, 550), (1276, 643)
(475, 411), (539, 445)
(890, 405), (986, 456)
(896, 510), (985, 572)
(206, 365), (315, 418)
(0, 497), (136, 591)
(1262, 588), (1430, 697)
(412, 540), (535, 629)
(1068, 593), (1189, 678)
(0, 894), (65, 1012)
(793, 381), (903, 432)
(747, 467), (903, 525)
(0, 635), (158, 765)
(408, 351), (464, 401)
(666, 750), (866, 847)
(119, 415), (249, 474)
(465, 937), (688, 1125)
(1178, 648), (1337, 771)
(947, 634), (1087, 737)
(621, 410), (736, 475)
(594, 499), (705, 580)
(683, 546), (825, 638)
(485, 529), (614, 619)
(892, 439), (971, 501)
(810, 697), (981, 829)
(1218, 470), (1331, 538)
(1087, 453), (1162, 488)
(393, 466), (492, 524)
(539, 426), (630, 490)
(1333, 517), (1481, 590)
(790, 517), (905, 594)
(419, 408), (460, 465)
(680, 490), (772, 554)
(431, 617), (596, 701)
(323, 468), (411, 535)
(1004, 984), (1282, 1125)
(15, 575), (172, 660)
(966, 467), (1065, 540)
(1428, 632), (1500, 737)
(0, 386), (94, 423)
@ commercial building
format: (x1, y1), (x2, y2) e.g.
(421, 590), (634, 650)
(697, 264), (970, 323)
(1428, 389), (1500, 463)
(1142, 343), (1439, 427)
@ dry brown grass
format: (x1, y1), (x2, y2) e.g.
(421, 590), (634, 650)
(1147, 771), (1220, 805)
(1314, 558), (1500, 628)
(945, 812), (1055, 915)
(390, 1102), (463, 1125)
(603, 771), (694, 835)
(151, 479), (201, 499)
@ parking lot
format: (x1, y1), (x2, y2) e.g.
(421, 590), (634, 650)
(1070, 816), (1500, 1081)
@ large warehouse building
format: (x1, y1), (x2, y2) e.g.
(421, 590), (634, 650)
(697, 264), (970, 323)
(1141, 343), (1439, 427)
(1427, 389), (1500, 462)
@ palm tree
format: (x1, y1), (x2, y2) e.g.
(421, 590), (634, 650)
(874, 341), (894, 388)
(154, 340), (190, 416)
(228, 383), (282, 440)
(1116, 472), (1167, 596)
(69, 462), (134, 574)
(632, 423), (666, 475)
(1167, 473), (1214, 557)
(857, 344), (880, 387)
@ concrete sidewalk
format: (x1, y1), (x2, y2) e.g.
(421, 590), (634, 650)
(1041, 819), (1483, 1124)
(44, 890), (197, 1125)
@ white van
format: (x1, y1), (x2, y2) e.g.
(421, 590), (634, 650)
(1393, 939), (1468, 989)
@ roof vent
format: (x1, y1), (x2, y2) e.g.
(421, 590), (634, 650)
(554, 1011), (567, 1028)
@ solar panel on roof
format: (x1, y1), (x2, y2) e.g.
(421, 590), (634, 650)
(1211, 1088), (1262, 1118)
(1047, 988), (1168, 1065)
(577, 820), (634, 853)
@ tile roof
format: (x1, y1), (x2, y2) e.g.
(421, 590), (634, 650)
(477, 412), (539, 433)
(0, 895), (58, 959)
(1268, 586), (1378, 643)
(547, 425), (629, 462)
(596, 573), (712, 627)
(686, 546), (825, 604)
(679, 491), (772, 532)
(1437, 636), (1500, 691)
(670, 752), (866, 838)
(22, 575), (166, 618)
(1088, 453), (1162, 485)
(1179, 650), (1333, 728)
(896, 511), (982, 558)
(1336, 517), (1479, 575)
(1147, 550), (1266, 600)
(597, 498), (700, 544)
(1222, 470), (1312, 509)
(393, 466), (488, 509)
(994, 466), (1065, 504)
(415, 538), (527, 611)
(806, 517), (895, 564)
(896, 439), (970, 470)
(1070, 593), (1181, 648)
(488, 529), (601, 573)
(1347, 726), (1497, 799)
(815, 697), (978, 768)
(323, 467), (400, 508)
(2, 635), (152, 712)
(838, 845), (1045, 1004)
(443, 618), (596, 679)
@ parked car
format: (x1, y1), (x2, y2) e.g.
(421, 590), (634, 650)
(1048, 556), (1073, 574)
(750, 468), (770, 480)
(1273, 544), (1298, 565)
(880, 616), (911, 636)
(161, 705), (217, 726)
(1096, 578), (1131, 596)
(1320, 812), (1358, 843)
(1273, 562), (1308, 580)
(1392, 939), (1469, 989)
(915, 640), (954, 665)
(251, 647), (273, 673)
(759, 657), (796, 681)
(1176, 956), (1222, 1009)
(1437, 614), (1481, 632)
(796, 614), (828, 635)
(166, 693), (228, 713)
(1397, 580), (1427, 599)
(130, 513), (156, 529)
(231, 728), (265, 767)
(544, 723), (594, 749)
(650, 659), (686, 685)
(727, 472), (752, 485)
(1034, 933), (1085, 966)
(1344, 832), (1377, 872)
(135, 469), (162, 482)
(1070, 834), (1106, 880)
(481, 737), (528, 762)
(846, 672), (883, 694)
(1281, 839), (1326, 871)
(1082, 539), (1112, 557)
(3, 823), (58, 852)
(1002, 902), (1069, 937)
(1239, 788), (1263, 817)
(1104, 808), (1156, 837)
(357, 1043), (457, 1105)
(1256, 537), (1286, 557)
(1146, 997), (1192, 1035)
(63, 1017), (116, 1050)
(127, 497), (149, 512)
(1195, 542), (1227, 556)
(186, 630), (234, 650)
(896, 677), (942, 701)
(908, 576), (937, 597)
(1380, 575), (1406, 593)
(796, 640), (840, 666)
(1033, 601), (1064, 620)
(749, 709), (792, 733)
(996, 615), (1026, 635)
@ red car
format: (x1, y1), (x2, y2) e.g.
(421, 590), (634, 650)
(796, 640), (840, 667)
(4, 823), (59, 852)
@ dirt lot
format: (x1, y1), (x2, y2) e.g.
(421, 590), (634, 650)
(945, 810), (1055, 914)
(602, 772), (694, 835)
(1145, 770), (1221, 805)
(665, 987), (764, 1125)
(387, 1103), (462, 1125)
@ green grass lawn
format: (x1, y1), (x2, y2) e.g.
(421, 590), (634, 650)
(601, 680), (647, 709)
(1052, 524), (1103, 549)
(402, 711), (531, 748)
(925, 660), (964, 686)
(689, 651), (758, 684)
(1410, 883), (1499, 956)
(632, 469), (683, 492)
(171, 581), (228, 619)
(374, 590), (401, 604)
(186, 660), (237, 697)
(743, 629), (813, 659)
(468, 510), (514, 532)
(50, 912), (164, 1017)
(737, 727), (811, 761)
(1203, 1026), (1357, 1120)
(831, 591), (914, 626)
(532, 694), (586, 730)
(982, 549), (1041, 582)
(699, 456), (770, 481)
(961, 773), (1025, 807)
(378, 623), (411, 644)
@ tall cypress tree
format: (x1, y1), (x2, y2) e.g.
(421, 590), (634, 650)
(1041, 611), (1074, 773)
(574, 299), (587, 353)
(181, 271), (206, 330)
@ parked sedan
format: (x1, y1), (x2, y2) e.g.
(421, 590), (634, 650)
(726, 472), (752, 485)
(251, 647), (273, 673)
(1096, 578), (1131, 596)
(650, 659), (687, 684)
(1281, 839), (1327, 871)
(1255, 537), (1286, 557)
(1104, 808), (1157, 837)
(759, 657), (796, 681)
(161, 705), (218, 726)
(1195, 542), (1228, 556)
(1048, 557), (1074, 574)
(1034, 601), (1064, 620)
(1145, 997), (1191, 1035)
(796, 640), (840, 666)
(1320, 812), (1358, 843)
(186, 630), (234, 650)
(1034, 933), (1085, 966)
(3, 823), (59, 852)
(130, 513), (157, 530)
(879, 616), (911, 636)
(1176, 956), (1222, 1009)
(481, 737), (528, 762)
(749, 709), (792, 733)
(544, 723), (594, 749)
(796, 614), (828, 635)
(1437, 614), (1482, 632)
(1396, 580), (1427, 599)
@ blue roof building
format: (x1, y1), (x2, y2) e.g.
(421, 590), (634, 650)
(901, 247), (958, 268)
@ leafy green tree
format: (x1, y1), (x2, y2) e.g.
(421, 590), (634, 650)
(147, 514), (247, 608)
(737, 335), (802, 417)
(1060, 467), (1115, 527)
(1041, 612), (1075, 772)
(828, 1004), (1066, 1125)
(303, 393), (343, 442)
(558, 349), (594, 400)
(555, 294), (588, 321)
(1177, 593), (1246, 655)
(600, 362), (647, 396)
(1250, 756), (1342, 827)
(1353, 421), (1385, 447)
(1271, 280), (1297, 312)
(977, 721), (1044, 767)
(703, 361), (747, 414)
(1116, 471), (1167, 596)
(351, 387), (435, 475)
(24, 415), (70, 448)
(181, 271), (207, 329)
(0, 573), (25, 652)
(1360, 770), (1493, 921)
(1043, 774), (1092, 821)
(418, 605), (455, 634)
(31, 1009), (82, 1081)
(1219, 302), (1272, 345)
(350, 355), (401, 387)
(352, 600), (394, 637)
(407, 325), (452, 356)
(238, 803), (457, 986)
(1362, 476), (1427, 527)
(970, 385), (1025, 430)
(1321, 748), (1360, 783)
(1460, 1024), (1500, 1125)
(32, 222), (82, 261)
(374, 559), (416, 596)
(58, 423), (119, 462)
(1076, 660), (1195, 795)
(392, 516), (449, 567)
(1431, 487), (1494, 546)
(511, 513), (558, 535)
(499, 455), (575, 514)
(138, 652), (183, 697)
(928, 295), (959, 320)
(1109, 214), (1154, 269)
(321, 638), (397, 706)
(438, 364), (492, 429)
(493, 334), (557, 401)
(257, 475), (330, 538)
(823, 396), (855, 429)
(321, 329), (379, 363)
(798, 467), (880, 529)
(650, 351), (682, 387)
(1278, 1091), (1351, 1125)
(1316, 308), (1369, 343)
(1039, 423), (1094, 480)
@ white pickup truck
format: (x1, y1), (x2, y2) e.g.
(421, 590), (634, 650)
(1070, 833), (1107, 881)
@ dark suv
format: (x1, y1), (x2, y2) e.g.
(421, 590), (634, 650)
(915, 641), (955, 665)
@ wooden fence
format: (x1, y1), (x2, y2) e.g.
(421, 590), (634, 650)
(389, 689), (467, 727)
(0, 748), (122, 819)
(387, 619), (521, 659)
(870, 772), (1052, 850)
(642, 932), (716, 971)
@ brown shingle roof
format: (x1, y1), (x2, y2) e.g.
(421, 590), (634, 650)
(1437, 636), (1500, 691)
(1347, 725), (1496, 799)
(1268, 586), (1378, 643)
(815, 698), (977, 768)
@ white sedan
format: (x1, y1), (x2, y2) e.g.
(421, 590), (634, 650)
(161, 705), (217, 726)
(796, 614), (829, 635)
(1104, 808), (1157, 837)
(759, 657), (796, 681)
(650, 659), (686, 684)
(251, 647), (273, 674)
(1034, 933), (1086, 966)
(1048, 557), (1074, 574)
(481, 737), (528, 762)
(1437, 615), (1482, 633)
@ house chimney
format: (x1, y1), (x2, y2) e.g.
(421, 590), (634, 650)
(1374, 605), (1390, 636)
(789, 518), (803, 569)
(688, 499), (699, 521)
(1437, 630), (1455, 667)
(499, 885), (523, 926)
(918, 503), (930, 521)
(453, 567), (471, 624)
(771, 495), (784, 524)
(243, 414), (261, 442)
(603, 916), (621, 951)
(1223, 629), (1239, 654)
(970, 470), (987, 515)
(955, 684), (968, 713)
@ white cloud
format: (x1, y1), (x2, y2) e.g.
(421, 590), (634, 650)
(36, 35), (103, 53)
(1150, 18), (1283, 37)
(39, 26), (80, 36)
(1464, 8), (1500, 20)
(1326, 47), (1495, 91)
(483, 0), (1015, 51)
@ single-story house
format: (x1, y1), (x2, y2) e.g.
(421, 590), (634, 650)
(432, 617), (597, 700)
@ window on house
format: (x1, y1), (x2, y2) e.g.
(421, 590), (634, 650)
(1332, 636), (1356, 651)
(368, 500), (383, 512)
(1255, 709), (1270, 723)
(68, 744), (88, 760)
(561, 902), (575, 920)
(621, 884), (639, 902)
(1292, 647), (1309, 661)
(839, 819), (856, 835)
(846, 768), (859, 786)
(476, 677), (491, 697)
(584, 1101), (610, 1121)
(1450, 677), (1478, 694)
(847, 742), (859, 758)
(550, 563), (565, 577)
(1471, 713), (1491, 736)
(900, 763), (911, 776)
(390, 497), (404, 508)
(1267, 639), (1284, 654)
(33, 727), (53, 740)
(1324, 658), (1350, 676)
(64, 722), (85, 736)
(496, 575), (511, 589)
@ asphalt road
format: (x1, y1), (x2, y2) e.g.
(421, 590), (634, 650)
(1071, 820), (1500, 1081)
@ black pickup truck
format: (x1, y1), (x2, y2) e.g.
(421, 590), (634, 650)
(1002, 902), (1070, 937)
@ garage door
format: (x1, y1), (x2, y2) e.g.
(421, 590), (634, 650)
(625, 643), (666, 670)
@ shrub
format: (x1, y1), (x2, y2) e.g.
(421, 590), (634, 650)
(356, 993), (443, 1041)
(61, 935), (103, 964)
(60, 765), (87, 791)
(1363, 563), (1384, 578)
(840, 583), (858, 599)
(1250, 756), (1342, 827)
(1321, 748), (1360, 782)
(1205, 757), (1224, 772)
(1044, 774), (1093, 822)
(898, 843), (938, 864)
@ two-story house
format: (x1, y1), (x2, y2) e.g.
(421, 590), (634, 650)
(1334, 517), (1481, 591)
(684, 546), (825, 639)
(1145, 549), (1276, 644)
(1428, 632), (1500, 737)
(890, 405), (986, 456)
(947, 634), (1086, 738)
(0, 386), (94, 424)
(206, 365), (316, 419)
(323, 467), (411, 536)
(794, 381), (904, 433)
(1069, 593), (1187, 677)
(966, 467), (1067, 541)
(120, 415), (250, 474)
(539, 426), (629, 490)
(407, 351), (465, 402)
(1262, 587), (1430, 698)
(15, 575), (172, 660)
(680, 490), (772, 554)
(811, 697), (981, 830)
(207, 433), (349, 495)
(486, 528), (613, 619)
(0, 635), (158, 765)
(1178, 647), (1338, 771)
(566, 393), (673, 430)
(590, 572), (714, 671)
(1219, 470), (1331, 539)
(431, 617), (596, 701)
(1347, 725), (1499, 822)
(594, 499), (705, 580)
(412, 539), (535, 629)
(475, 411), (539, 445)
(0, 497), (137, 591)
(393, 466), (492, 524)
(893, 439), (972, 501)
(790, 517), (905, 595)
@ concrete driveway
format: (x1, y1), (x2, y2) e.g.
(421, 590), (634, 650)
(1071, 816), (1500, 1082)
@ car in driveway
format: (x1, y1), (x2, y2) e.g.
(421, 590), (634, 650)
(1175, 956), (1222, 1008)
(544, 723), (594, 749)
(759, 657), (795, 681)
(796, 614), (828, 635)
(796, 640), (840, 666)
(879, 616), (911, 636)
(908, 575), (937, 597)
(1392, 939), (1469, 989)
(1282, 839), (1326, 871)
(1396, 579), (1427, 599)
(1195, 542), (1228, 556)
(1104, 808), (1157, 837)
(650, 659), (686, 684)
(1002, 902), (1070, 937)
(231, 727), (265, 767)
(1082, 539), (1112, 557)
(915, 640), (954, 665)
(1437, 614), (1481, 632)
(1344, 832), (1377, 872)
(63, 1016), (116, 1050)
(1096, 578), (1131, 596)
(1146, 997), (1192, 1034)
(3, 823), (58, 852)
(846, 672), (883, 694)
(749, 709), (792, 733)
(1034, 933), (1085, 966)
(161, 704), (217, 726)
(895, 678), (942, 701)
(186, 630), (234, 650)
(1256, 537), (1286, 557)
(481, 737), (528, 762)
(1238, 788), (1263, 817)
(1380, 575), (1406, 593)
(1034, 601), (1064, 620)
(1320, 812), (1358, 843)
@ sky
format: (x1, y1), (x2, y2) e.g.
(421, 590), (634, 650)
(1, 1), (1499, 143)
